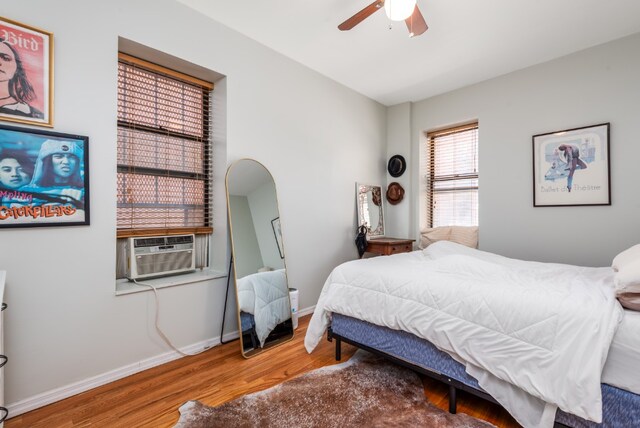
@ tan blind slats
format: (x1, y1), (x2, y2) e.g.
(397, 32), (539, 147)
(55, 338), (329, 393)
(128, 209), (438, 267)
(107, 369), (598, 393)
(117, 57), (212, 236)
(426, 123), (479, 228)
(118, 53), (214, 90)
(117, 63), (209, 137)
(117, 128), (206, 175)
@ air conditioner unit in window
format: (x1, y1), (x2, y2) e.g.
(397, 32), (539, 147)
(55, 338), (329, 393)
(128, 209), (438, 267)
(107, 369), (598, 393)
(127, 234), (195, 280)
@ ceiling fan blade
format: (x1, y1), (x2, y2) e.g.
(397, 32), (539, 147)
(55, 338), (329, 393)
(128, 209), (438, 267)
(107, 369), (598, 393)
(338, 0), (384, 31)
(405, 4), (428, 37)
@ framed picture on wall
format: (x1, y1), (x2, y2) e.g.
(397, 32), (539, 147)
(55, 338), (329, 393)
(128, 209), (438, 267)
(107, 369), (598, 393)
(0, 124), (89, 228)
(271, 217), (284, 259)
(532, 123), (610, 207)
(0, 16), (54, 127)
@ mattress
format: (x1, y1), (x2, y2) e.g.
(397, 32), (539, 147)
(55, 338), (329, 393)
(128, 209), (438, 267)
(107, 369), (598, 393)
(331, 313), (640, 428)
(331, 313), (481, 389)
(332, 309), (640, 396)
(602, 309), (640, 395)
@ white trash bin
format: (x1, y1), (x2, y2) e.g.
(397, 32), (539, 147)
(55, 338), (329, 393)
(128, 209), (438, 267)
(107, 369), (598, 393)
(289, 288), (299, 329)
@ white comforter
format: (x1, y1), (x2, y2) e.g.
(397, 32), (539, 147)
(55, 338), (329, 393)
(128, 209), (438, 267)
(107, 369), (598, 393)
(237, 269), (291, 347)
(305, 242), (623, 428)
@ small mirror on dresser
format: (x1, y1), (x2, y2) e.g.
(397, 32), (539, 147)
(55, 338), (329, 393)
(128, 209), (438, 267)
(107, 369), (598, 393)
(226, 159), (293, 358)
(356, 183), (385, 237)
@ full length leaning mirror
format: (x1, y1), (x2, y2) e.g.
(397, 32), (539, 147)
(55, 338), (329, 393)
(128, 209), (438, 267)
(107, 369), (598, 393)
(226, 159), (293, 357)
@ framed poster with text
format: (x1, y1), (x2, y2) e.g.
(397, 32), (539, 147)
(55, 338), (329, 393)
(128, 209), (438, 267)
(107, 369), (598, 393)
(533, 123), (610, 207)
(0, 125), (89, 228)
(0, 17), (53, 127)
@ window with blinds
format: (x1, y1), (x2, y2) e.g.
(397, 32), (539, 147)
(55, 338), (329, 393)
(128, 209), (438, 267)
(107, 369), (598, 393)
(116, 53), (213, 238)
(425, 123), (478, 228)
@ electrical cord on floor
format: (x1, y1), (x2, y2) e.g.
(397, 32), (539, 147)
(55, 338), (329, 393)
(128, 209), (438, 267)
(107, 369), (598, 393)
(133, 279), (209, 357)
(219, 255), (238, 345)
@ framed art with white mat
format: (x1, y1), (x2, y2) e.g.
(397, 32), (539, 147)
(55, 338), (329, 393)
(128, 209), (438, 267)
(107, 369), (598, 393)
(532, 123), (610, 207)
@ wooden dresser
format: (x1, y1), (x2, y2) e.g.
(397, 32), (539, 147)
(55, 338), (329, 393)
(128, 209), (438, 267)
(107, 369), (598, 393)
(366, 238), (415, 256)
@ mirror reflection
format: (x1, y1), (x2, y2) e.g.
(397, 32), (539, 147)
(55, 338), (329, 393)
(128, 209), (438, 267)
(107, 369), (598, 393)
(226, 159), (293, 357)
(356, 183), (385, 237)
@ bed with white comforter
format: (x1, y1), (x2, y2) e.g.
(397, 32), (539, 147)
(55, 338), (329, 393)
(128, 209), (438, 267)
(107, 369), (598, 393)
(237, 269), (291, 347)
(305, 241), (624, 428)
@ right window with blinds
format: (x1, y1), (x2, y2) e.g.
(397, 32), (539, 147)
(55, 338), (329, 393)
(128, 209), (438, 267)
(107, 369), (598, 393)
(425, 123), (479, 228)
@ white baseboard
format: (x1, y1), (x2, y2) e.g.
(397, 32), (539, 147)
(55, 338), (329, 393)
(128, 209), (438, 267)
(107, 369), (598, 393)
(298, 305), (315, 317)
(7, 305), (317, 418)
(7, 330), (239, 418)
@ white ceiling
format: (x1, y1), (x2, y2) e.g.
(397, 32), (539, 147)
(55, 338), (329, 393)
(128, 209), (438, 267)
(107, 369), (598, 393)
(178, 0), (640, 106)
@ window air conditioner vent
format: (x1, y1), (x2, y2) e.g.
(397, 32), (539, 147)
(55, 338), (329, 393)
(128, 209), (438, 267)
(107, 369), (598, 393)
(127, 234), (195, 280)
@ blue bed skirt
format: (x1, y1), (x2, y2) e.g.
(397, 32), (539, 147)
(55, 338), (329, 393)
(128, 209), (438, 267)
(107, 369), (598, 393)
(331, 313), (640, 428)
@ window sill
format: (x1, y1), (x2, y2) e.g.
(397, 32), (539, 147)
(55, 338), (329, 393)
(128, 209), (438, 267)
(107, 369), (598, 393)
(115, 268), (227, 296)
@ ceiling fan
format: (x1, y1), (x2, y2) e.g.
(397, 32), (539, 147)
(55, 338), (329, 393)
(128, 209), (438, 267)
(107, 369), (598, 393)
(338, 0), (428, 38)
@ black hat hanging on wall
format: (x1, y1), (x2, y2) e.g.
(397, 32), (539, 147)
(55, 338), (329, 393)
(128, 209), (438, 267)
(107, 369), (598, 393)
(388, 155), (406, 177)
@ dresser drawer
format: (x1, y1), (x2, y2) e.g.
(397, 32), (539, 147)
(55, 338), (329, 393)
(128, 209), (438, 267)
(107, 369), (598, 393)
(393, 244), (413, 254)
(366, 239), (415, 256)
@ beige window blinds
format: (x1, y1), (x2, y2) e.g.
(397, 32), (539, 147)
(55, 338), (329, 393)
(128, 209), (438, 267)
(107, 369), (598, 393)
(425, 123), (479, 228)
(116, 53), (213, 238)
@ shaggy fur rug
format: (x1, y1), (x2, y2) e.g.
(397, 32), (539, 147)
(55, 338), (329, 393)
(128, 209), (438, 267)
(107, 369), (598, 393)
(174, 350), (495, 428)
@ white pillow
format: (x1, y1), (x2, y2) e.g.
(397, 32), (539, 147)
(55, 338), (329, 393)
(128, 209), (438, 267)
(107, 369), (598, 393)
(419, 227), (451, 249)
(612, 244), (640, 293)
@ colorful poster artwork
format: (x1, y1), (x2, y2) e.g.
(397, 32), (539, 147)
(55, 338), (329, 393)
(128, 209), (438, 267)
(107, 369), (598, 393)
(0, 125), (89, 228)
(0, 17), (53, 127)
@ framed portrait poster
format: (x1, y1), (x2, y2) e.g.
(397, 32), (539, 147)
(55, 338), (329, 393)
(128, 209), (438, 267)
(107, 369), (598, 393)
(532, 123), (610, 207)
(271, 217), (284, 259)
(0, 17), (54, 127)
(0, 125), (89, 228)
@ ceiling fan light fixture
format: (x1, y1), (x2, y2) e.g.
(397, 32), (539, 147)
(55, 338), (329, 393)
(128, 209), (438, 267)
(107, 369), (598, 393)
(384, 0), (417, 21)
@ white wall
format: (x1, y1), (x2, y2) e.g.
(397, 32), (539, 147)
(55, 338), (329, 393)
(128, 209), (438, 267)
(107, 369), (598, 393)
(0, 0), (386, 410)
(400, 33), (640, 266)
(385, 103), (412, 239)
(247, 180), (284, 271)
(228, 196), (264, 278)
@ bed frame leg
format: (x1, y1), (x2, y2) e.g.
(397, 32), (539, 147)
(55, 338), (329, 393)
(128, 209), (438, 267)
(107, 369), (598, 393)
(335, 337), (342, 361)
(449, 385), (457, 414)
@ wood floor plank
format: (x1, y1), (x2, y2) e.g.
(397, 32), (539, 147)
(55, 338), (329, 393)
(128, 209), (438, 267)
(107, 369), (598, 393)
(7, 315), (520, 427)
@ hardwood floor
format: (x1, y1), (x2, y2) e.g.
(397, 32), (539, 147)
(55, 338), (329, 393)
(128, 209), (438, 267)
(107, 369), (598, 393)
(7, 315), (520, 427)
